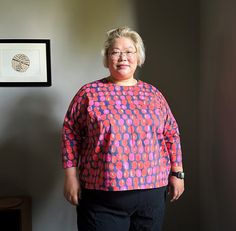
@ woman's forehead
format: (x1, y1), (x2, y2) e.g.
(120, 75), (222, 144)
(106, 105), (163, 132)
(110, 37), (135, 49)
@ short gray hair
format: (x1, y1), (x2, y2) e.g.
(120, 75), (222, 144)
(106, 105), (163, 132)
(102, 26), (145, 68)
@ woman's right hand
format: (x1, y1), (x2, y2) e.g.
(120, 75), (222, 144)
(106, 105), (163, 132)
(64, 167), (80, 206)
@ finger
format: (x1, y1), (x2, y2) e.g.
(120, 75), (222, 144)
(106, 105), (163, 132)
(171, 195), (178, 202)
(64, 192), (77, 204)
(65, 195), (78, 206)
(64, 194), (72, 203)
(170, 191), (179, 202)
(71, 195), (79, 205)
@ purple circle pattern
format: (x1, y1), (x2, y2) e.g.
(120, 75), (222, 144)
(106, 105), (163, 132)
(62, 78), (182, 191)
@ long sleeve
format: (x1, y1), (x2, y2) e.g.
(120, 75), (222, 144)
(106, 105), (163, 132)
(61, 89), (88, 168)
(162, 95), (182, 167)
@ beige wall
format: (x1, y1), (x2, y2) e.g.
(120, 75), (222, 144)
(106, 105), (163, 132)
(0, 0), (136, 230)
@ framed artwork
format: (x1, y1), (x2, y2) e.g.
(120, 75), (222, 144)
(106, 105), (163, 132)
(0, 39), (51, 87)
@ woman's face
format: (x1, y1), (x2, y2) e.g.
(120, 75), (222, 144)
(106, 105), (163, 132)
(107, 37), (138, 80)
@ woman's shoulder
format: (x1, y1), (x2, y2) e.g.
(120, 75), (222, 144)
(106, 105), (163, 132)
(67, 78), (106, 107)
(75, 78), (106, 94)
(140, 80), (167, 100)
(80, 78), (106, 90)
(139, 80), (160, 93)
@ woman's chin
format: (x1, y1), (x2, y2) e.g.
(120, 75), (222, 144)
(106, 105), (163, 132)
(116, 69), (132, 77)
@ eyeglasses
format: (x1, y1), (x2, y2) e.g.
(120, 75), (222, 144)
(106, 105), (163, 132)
(110, 50), (137, 59)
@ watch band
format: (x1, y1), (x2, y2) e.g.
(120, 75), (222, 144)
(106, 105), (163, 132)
(171, 171), (185, 179)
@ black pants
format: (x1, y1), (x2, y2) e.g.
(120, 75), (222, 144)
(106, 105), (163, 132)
(76, 187), (167, 231)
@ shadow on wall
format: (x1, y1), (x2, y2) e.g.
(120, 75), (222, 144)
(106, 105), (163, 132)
(0, 94), (60, 207)
(61, 0), (135, 53)
(135, 1), (200, 231)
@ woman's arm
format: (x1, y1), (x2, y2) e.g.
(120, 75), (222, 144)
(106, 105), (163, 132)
(161, 93), (185, 202)
(62, 88), (87, 205)
(64, 167), (80, 205)
(169, 166), (185, 202)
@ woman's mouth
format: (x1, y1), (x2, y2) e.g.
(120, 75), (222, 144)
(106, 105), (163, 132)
(117, 64), (129, 69)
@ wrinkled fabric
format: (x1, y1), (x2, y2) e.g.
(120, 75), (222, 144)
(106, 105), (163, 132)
(62, 78), (182, 191)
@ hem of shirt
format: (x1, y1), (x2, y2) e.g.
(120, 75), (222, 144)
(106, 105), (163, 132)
(80, 181), (169, 192)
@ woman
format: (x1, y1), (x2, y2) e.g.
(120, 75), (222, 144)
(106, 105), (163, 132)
(62, 27), (184, 231)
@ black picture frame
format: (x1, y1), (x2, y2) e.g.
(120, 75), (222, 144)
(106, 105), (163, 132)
(0, 39), (51, 87)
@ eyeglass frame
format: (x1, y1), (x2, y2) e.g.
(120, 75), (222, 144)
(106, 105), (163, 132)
(109, 50), (137, 59)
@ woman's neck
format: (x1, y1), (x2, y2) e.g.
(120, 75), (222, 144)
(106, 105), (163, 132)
(107, 76), (137, 86)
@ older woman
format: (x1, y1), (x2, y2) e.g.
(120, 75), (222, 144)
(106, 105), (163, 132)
(62, 27), (184, 231)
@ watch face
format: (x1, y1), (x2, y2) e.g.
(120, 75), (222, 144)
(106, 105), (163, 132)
(177, 172), (185, 179)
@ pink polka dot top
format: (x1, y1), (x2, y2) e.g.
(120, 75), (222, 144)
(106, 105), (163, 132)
(62, 78), (183, 191)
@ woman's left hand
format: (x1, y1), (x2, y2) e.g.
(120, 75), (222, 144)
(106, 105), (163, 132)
(168, 176), (185, 202)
